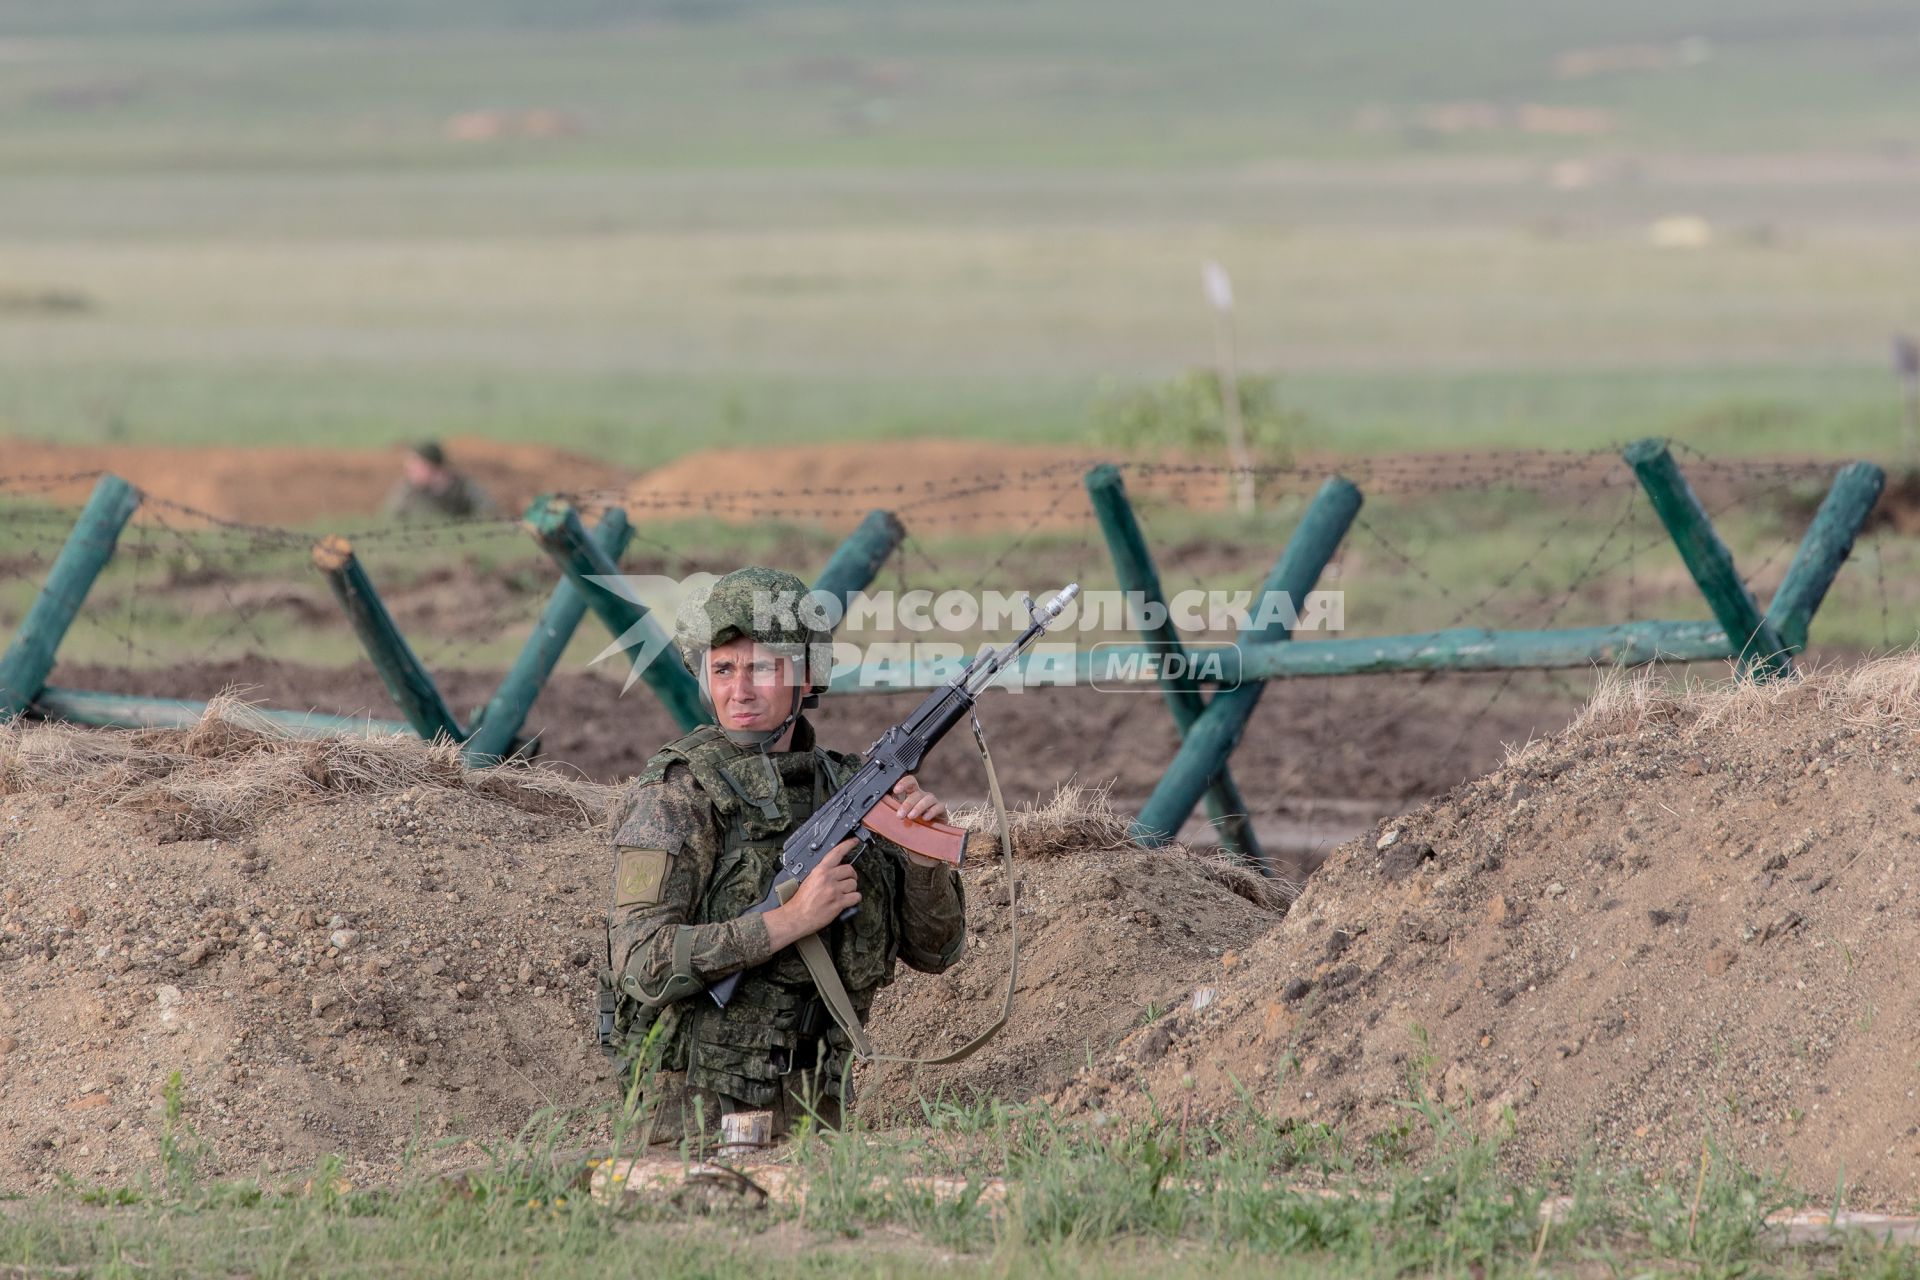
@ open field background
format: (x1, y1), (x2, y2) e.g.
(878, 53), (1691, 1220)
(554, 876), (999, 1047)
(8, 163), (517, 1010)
(3, 0), (1918, 842)
(2, 0), (1920, 464)
(7, 6), (1920, 1273)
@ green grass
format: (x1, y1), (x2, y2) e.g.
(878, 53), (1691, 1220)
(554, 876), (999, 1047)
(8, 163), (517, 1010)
(3, 0), (1919, 171)
(4, 212), (1916, 465)
(2, 2), (1919, 466)
(0, 361), (1911, 470)
(0, 365), (1104, 467)
(6, 1073), (1914, 1279)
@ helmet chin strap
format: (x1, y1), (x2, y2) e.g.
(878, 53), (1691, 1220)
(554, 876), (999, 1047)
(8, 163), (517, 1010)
(711, 681), (807, 752)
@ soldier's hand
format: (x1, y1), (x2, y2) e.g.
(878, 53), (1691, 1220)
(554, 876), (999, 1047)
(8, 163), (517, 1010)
(764, 839), (862, 948)
(892, 774), (948, 825)
(891, 776), (953, 870)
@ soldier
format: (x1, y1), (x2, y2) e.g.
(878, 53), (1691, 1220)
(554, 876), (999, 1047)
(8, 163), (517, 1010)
(381, 440), (497, 521)
(601, 567), (966, 1142)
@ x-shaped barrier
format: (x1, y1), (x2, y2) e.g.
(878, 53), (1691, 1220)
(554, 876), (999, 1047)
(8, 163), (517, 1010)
(1094, 440), (1883, 873)
(0, 441), (1887, 863)
(0, 482), (903, 766)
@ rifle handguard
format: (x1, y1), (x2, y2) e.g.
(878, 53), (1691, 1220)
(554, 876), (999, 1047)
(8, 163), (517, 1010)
(860, 794), (967, 868)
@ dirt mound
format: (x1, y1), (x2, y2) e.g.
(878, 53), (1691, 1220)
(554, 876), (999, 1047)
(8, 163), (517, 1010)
(856, 785), (1288, 1118)
(1063, 657), (1920, 1209)
(0, 696), (603, 840)
(55, 659), (1593, 877)
(0, 716), (1287, 1190)
(607, 440), (1103, 533)
(594, 442), (1712, 533)
(0, 434), (1109, 533)
(0, 436), (626, 528)
(0, 434), (1153, 534)
(3, 434), (1829, 539)
(0, 709), (620, 1192)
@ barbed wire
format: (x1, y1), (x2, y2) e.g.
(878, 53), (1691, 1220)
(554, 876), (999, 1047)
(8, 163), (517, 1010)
(1358, 487), (1648, 791)
(1627, 496), (1637, 624)
(1875, 530), (1895, 651)
(0, 448), (1906, 812)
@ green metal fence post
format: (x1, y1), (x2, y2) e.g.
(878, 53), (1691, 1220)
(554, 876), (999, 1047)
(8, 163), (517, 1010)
(1132, 475), (1363, 847)
(0, 474), (142, 719)
(1230, 618), (1735, 676)
(812, 510), (906, 616)
(1764, 460), (1885, 653)
(463, 508), (634, 765)
(1625, 438), (1792, 679)
(1085, 464), (1261, 863)
(312, 536), (466, 742)
(824, 618), (1754, 692)
(523, 496), (707, 732)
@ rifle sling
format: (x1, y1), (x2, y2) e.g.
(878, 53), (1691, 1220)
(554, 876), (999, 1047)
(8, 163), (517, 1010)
(777, 882), (875, 1058)
(782, 710), (1016, 1069)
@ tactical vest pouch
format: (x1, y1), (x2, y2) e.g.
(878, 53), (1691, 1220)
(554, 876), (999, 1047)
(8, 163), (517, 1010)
(682, 977), (818, 1105)
(711, 752), (792, 838)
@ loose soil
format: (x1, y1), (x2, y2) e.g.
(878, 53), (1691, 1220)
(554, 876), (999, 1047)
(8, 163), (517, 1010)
(0, 717), (615, 1192)
(0, 712), (1290, 1192)
(11, 658), (1920, 1208)
(1060, 657), (1920, 1209)
(0, 803), (610, 1190)
(0, 437), (626, 530)
(856, 786), (1288, 1118)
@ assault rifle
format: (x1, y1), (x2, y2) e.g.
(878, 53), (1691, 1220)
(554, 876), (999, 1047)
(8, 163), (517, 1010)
(708, 582), (1078, 1008)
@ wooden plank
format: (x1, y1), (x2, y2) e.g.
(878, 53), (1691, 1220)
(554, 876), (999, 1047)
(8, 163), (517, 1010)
(811, 510), (906, 618)
(1765, 460), (1885, 653)
(523, 496), (707, 732)
(821, 618), (1736, 692)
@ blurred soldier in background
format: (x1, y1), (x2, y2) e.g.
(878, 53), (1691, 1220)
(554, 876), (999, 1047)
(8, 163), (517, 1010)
(382, 440), (496, 520)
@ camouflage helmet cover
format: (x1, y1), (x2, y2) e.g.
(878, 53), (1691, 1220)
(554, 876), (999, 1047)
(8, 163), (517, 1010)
(674, 566), (835, 691)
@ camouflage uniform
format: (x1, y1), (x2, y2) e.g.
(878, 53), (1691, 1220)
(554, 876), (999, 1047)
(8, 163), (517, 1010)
(601, 567), (966, 1141)
(381, 473), (496, 521)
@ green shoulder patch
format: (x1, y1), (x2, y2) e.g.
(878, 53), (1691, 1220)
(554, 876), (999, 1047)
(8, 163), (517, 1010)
(614, 847), (672, 908)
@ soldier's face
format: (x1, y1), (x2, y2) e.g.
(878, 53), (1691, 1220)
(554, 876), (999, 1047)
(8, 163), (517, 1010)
(403, 454), (444, 487)
(705, 636), (808, 732)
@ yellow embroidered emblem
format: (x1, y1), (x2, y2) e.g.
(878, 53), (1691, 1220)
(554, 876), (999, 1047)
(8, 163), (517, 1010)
(614, 847), (671, 907)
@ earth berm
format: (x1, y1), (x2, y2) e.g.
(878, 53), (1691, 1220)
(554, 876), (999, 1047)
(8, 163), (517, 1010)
(0, 708), (1274, 1190)
(1063, 656), (1920, 1211)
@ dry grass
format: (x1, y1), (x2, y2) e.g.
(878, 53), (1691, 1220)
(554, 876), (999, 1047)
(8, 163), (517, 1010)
(0, 693), (612, 838)
(2, 700), (1294, 912)
(953, 781), (1294, 912)
(1513, 652), (1920, 763)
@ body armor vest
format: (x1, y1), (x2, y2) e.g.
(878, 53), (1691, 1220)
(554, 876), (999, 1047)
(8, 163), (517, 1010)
(618, 723), (905, 1106)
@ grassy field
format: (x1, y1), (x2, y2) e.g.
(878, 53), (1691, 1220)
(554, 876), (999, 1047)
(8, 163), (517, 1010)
(4, 0), (1919, 169)
(2, 12), (1919, 1268)
(4, 1082), (1915, 1279)
(4, 229), (1918, 467)
(2, 1), (1920, 465)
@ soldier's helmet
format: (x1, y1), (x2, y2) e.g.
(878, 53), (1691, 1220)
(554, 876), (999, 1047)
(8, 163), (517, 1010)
(674, 566), (835, 702)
